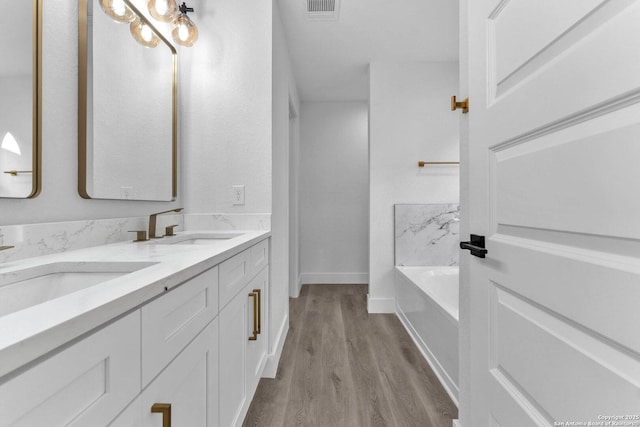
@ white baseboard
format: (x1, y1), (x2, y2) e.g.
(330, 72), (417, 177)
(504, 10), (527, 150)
(366, 294), (396, 313)
(300, 272), (368, 285)
(395, 310), (459, 407)
(262, 313), (289, 378)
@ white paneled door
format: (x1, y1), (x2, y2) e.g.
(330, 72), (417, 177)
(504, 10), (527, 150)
(466, 0), (640, 425)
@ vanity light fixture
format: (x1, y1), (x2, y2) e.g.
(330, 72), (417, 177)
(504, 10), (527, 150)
(130, 17), (161, 48)
(99, 0), (135, 23)
(171, 2), (198, 47)
(147, 0), (178, 22)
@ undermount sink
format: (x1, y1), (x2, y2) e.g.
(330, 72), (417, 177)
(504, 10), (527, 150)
(154, 232), (245, 245)
(0, 261), (156, 317)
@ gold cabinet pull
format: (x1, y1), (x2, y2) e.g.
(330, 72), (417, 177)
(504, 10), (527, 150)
(253, 289), (261, 334)
(249, 292), (258, 340)
(151, 403), (172, 427)
(418, 161), (460, 167)
(451, 95), (469, 113)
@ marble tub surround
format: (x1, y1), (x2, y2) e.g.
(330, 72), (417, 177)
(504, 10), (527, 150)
(394, 204), (460, 266)
(184, 213), (271, 231)
(0, 215), (184, 264)
(0, 229), (270, 378)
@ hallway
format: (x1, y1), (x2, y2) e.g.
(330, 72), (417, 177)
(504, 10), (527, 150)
(243, 285), (457, 427)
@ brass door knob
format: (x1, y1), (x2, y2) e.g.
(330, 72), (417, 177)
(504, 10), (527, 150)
(451, 96), (469, 113)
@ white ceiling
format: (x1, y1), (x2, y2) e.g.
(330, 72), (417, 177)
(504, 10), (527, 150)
(277, 0), (459, 101)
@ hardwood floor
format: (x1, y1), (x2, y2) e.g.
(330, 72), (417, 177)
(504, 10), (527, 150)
(243, 284), (457, 427)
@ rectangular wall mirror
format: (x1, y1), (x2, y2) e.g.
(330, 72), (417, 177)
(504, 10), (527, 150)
(0, 0), (41, 199)
(79, 0), (177, 201)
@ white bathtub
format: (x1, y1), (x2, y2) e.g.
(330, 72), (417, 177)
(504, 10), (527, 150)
(394, 266), (459, 405)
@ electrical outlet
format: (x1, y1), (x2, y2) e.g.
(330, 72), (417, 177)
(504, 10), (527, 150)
(120, 186), (133, 200)
(232, 185), (245, 205)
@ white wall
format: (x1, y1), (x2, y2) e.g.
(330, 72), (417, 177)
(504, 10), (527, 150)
(181, 0), (273, 215)
(266, 0), (300, 375)
(1, 1), (183, 226)
(299, 102), (369, 286)
(91, 4), (173, 201)
(368, 61), (459, 313)
(289, 109), (301, 297)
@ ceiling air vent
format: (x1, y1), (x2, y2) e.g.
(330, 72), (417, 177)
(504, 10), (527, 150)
(307, 0), (340, 21)
(308, 0), (335, 12)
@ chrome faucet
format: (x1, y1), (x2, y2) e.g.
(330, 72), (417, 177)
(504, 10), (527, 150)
(149, 208), (183, 239)
(0, 245), (14, 251)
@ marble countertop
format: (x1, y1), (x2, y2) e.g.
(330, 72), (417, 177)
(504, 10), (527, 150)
(0, 230), (270, 379)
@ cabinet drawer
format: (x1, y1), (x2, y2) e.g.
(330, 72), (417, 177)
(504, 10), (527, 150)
(0, 311), (140, 427)
(219, 248), (251, 309)
(219, 239), (270, 310)
(141, 266), (219, 386)
(250, 239), (269, 274)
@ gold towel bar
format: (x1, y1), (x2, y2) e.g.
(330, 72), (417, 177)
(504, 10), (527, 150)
(418, 161), (460, 167)
(3, 170), (33, 176)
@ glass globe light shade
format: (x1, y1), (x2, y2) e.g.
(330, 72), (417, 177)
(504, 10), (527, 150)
(99, 0), (135, 23)
(130, 18), (160, 48)
(171, 13), (198, 47)
(148, 0), (178, 22)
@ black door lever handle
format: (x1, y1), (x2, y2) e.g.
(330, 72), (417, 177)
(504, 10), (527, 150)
(460, 234), (488, 258)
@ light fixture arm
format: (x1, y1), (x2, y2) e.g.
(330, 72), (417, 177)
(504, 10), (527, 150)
(178, 2), (194, 14)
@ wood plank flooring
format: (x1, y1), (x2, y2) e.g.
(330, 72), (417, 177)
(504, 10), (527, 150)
(243, 284), (457, 427)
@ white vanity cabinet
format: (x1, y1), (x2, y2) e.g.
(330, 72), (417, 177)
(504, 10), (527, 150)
(0, 236), (271, 427)
(0, 311), (140, 427)
(219, 240), (269, 427)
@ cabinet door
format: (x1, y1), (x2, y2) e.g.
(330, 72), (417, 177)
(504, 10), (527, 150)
(245, 266), (268, 396)
(0, 311), (140, 427)
(142, 318), (219, 427)
(219, 286), (249, 427)
(219, 268), (269, 427)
